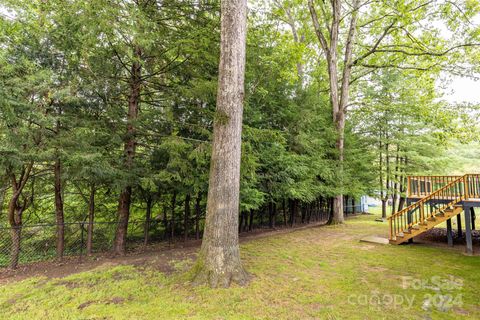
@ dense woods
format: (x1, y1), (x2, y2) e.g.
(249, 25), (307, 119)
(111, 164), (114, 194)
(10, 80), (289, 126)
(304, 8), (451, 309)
(0, 0), (479, 288)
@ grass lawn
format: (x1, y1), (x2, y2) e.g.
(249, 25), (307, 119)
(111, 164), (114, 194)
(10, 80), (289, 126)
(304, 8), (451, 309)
(1, 211), (479, 319)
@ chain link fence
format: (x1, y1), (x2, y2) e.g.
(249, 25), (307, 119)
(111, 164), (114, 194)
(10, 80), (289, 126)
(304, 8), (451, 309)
(0, 217), (201, 268)
(0, 204), (333, 269)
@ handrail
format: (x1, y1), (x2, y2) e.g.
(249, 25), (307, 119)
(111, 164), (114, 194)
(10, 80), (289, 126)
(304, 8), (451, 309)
(388, 174), (480, 240)
(407, 175), (462, 197)
(389, 175), (465, 221)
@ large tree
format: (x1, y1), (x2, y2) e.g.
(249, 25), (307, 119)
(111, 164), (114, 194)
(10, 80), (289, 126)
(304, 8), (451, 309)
(305, 0), (479, 223)
(191, 0), (249, 288)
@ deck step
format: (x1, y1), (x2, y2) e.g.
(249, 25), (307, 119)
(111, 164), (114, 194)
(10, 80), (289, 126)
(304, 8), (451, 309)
(388, 174), (475, 245)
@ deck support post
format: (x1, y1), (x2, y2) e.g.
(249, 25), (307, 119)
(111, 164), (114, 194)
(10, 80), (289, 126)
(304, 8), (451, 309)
(464, 205), (473, 255)
(407, 203), (413, 244)
(470, 207), (475, 230)
(446, 218), (453, 247)
(457, 214), (463, 238)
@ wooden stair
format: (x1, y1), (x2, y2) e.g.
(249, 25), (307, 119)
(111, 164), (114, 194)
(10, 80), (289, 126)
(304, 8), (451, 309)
(389, 205), (463, 244)
(388, 174), (480, 244)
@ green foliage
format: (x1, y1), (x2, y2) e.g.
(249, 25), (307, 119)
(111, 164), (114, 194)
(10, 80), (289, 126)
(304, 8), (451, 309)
(0, 0), (478, 231)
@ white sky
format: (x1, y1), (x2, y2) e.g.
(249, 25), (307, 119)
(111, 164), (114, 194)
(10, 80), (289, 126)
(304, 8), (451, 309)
(442, 76), (480, 104)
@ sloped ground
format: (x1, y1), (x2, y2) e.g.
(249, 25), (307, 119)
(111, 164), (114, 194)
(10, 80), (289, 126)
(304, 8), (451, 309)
(1, 214), (479, 320)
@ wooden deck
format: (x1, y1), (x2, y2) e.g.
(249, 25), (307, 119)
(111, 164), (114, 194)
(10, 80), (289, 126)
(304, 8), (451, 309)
(389, 174), (480, 254)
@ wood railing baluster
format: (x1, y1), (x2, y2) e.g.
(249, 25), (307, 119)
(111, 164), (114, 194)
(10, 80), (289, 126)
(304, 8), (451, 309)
(388, 175), (470, 241)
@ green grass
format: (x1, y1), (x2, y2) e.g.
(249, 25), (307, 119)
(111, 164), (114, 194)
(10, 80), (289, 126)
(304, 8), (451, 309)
(1, 212), (479, 319)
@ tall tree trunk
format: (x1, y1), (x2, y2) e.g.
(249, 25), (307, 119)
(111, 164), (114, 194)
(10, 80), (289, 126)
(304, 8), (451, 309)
(54, 158), (65, 259)
(8, 195), (22, 270)
(7, 162), (33, 269)
(306, 203), (312, 223)
(327, 197), (335, 225)
(289, 199), (296, 227)
(379, 133), (386, 220)
(268, 201), (275, 228)
(391, 145), (400, 215)
(381, 199), (387, 219)
(239, 211), (244, 233)
(282, 199), (287, 226)
(195, 193), (202, 240)
(143, 195), (152, 246)
(248, 209), (254, 231)
(113, 45), (142, 255)
(272, 202), (276, 228)
(86, 184), (95, 255)
(259, 206), (264, 226)
(344, 195), (349, 215)
(383, 139), (390, 219)
(397, 196), (406, 212)
(184, 193), (191, 242)
(170, 191), (177, 241)
(191, 0), (249, 288)
(398, 156), (407, 212)
(10, 225), (21, 269)
(308, 0), (360, 224)
(162, 204), (168, 240)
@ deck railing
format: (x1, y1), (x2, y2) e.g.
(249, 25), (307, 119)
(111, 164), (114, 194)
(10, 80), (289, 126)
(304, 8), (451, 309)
(407, 175), (461, 197)
(389, 174), (480, 241)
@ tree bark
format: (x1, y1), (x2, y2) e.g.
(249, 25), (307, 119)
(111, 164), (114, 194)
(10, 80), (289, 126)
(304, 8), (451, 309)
(391, 145), (400, 215)
(383, 139), (390, 219)
(195, 193), (202, 240)
(248, 209), (254, 231)
(170, 191), (177, 241)
(7, 162), (33, 269)
(143, 195), (153, 246)
(308, 0), (360, 224)
(113, 45), (142, 255)
(54, 158), (65, 259)
(289, 199), (296, 227)
(184, 193), (191, 242)
(268, 201), (276, 228)
(10, 226), (21, 269)
(86, 184), (95, 255)
(191, 0), (249, 288)
(327, 197), (335, 225)
(344, 195), (349, 215)
(239, 211), (244, 233)
(397, 156), (407, 212)
(162, 204), (168, 240)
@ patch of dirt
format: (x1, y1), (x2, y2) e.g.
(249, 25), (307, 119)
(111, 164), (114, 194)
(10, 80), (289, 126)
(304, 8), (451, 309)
(3, 293), (24, 305)
(0, 220), (331, 284)
(78, 301), (95, 310)
(77, 297), (127, 310)
(417, 228), (480, 245)
(56, 279), (83, 289)
(411, 227), (480, 255)
(453, 307), (470, 315)
(106, 297), (126, 305)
